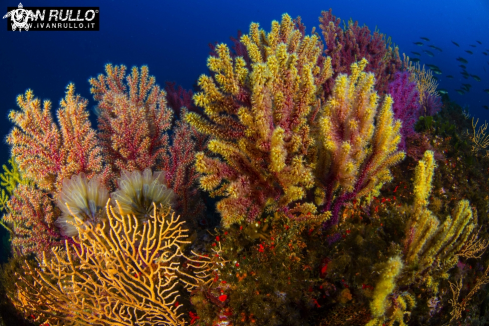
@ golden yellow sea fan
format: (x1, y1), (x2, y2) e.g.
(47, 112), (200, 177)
(55, 173), (109, 237)
(111, 168), (175, 220)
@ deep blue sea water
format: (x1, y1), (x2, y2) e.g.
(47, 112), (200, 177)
(1, 0), (488, 263)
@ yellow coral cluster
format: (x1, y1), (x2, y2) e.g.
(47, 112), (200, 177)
(316, 58), (405, 199)
(186, 14), (333, 226)
(367, 256), (403, 326)
(402, 151), (477, 290)
(366, 151), (481, 325)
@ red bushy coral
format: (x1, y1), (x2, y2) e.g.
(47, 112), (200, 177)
(89, 65), (173, 177)
(319, 9), (401, 96)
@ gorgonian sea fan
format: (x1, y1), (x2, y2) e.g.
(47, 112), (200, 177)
(388, 71), (420, 149)
(421, 90), (442, 117)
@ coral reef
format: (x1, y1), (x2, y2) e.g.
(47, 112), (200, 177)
(2, 8), (489, 326)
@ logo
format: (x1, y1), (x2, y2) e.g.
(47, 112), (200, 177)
(3, 3), (34, 32)
(3, 3), (99, 31)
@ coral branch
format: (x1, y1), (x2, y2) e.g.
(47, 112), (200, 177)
(319, 9), (401, 96)
(317, 58), (405, 228)
(7, 84), (104, 192)
(89, 65), (173, 176)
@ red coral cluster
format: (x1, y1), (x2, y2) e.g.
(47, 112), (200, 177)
(319, 9), (402, 96)
(5, 65), (205, 257)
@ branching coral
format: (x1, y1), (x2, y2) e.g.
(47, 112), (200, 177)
(89, 64), (173, 176)
(388, 71), (421, 149)
(7, 84), (106, 192)
(186, 14), (333, 227)
(12, 202), (194, 326)
(319, 9), (402, 96)
(408, 62), (441, 116)
(470, 117), (489, 156)
(365, 151), (484, 325)
(161, 109), (207, 224)
(3, 184), (63, 259)
(4, 85), (108, 258)
(317, 58), (405, 227)
(401, 151), (479, 289)
(367, 256), (404, 326)
(90, 65), (204, 223)
(0, 157), (32, 234)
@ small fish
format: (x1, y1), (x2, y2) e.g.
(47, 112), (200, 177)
(477, 40), (482, 45)
(428, 45), (443, 52)
(432, 69), (442, 75)
(456, 57), (468, 64)
(413, 42), (424, 46)
(462, 83), (472, 88)
(452, 41), (460, 47)
(433, 76), (439, 81)
(469, 44), (477, 48)
(438, 89), (448, 95)
(472, 75), (481, 82)
(465, 50), (473, 54)
(456, 90), (465, 95)
(483, 105), (489, 110)
(483, 52), (488, 56)
(459, 65), (466, 69)
(420, 37), (430, 41)
(446, 75), (454, 79)
(484, 89), (489, 94)
(411, 51), (421, 56)
(411, 58), (420, 63)
(427, 64), (440, 70)
(423, 50), (434, 57)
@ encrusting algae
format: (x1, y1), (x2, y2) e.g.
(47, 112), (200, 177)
(1, 8), (489, 326)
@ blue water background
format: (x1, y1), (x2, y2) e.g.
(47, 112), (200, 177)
(1, 0), (488, 262)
